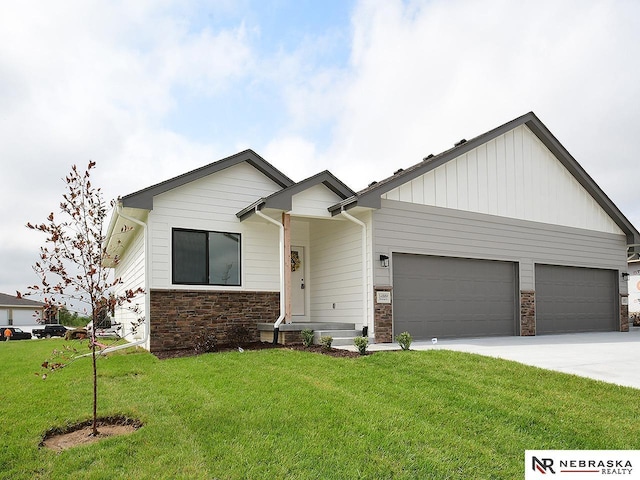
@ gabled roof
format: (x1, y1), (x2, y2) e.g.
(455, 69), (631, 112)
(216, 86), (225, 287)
(329, 112), (640, 245)
(0, 293), (46, 308)
(237, 170), (355, 221)
(121, 149), (295, 210)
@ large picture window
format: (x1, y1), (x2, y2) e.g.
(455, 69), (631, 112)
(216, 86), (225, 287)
(172, 228), (241, 286)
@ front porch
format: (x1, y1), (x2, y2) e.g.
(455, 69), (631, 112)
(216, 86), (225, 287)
(258, 322), (370, 346)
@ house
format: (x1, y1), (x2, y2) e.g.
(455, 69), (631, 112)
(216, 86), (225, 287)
(628, 253), (640, 324)
(0, 293), (46, 326)
(104, 112), (640, 353)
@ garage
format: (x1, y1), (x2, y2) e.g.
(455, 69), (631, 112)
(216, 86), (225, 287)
(535, 264), (618, 334)
(393, 253), (518, 339)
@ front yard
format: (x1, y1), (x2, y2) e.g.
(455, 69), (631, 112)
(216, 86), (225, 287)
(1, 339), (638, 479)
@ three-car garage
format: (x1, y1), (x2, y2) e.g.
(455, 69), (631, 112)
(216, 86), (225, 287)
(391, 253), (619, 340)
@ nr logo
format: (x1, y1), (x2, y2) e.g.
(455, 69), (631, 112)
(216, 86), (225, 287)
(532, 456), (556, 474)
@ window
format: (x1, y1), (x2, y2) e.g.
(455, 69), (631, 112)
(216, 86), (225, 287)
(172, 228), (241, 286)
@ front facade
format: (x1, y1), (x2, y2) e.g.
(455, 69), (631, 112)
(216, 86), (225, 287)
(104, 112), (639, 352)
(0, 293), (45, 326)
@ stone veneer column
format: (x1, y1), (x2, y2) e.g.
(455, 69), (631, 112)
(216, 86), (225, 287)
(374, 286), (393, 343)
(620, 294), (629, 332)
(520, 291), (535, 336)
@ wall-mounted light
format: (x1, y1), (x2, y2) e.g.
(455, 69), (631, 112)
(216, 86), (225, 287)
(622, 272), (630, 280)
(379, 254), (389, 268)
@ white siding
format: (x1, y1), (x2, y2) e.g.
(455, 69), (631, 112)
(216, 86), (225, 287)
(113, 223), (146, 341)
(382, 125), (623, 235)
(309, 216), (365, 323)
(374, 199), (628, 294)
(290, 184), (343, 218)
(0, 308), (43, 326)
(629, 262), (640, 314)
(148, 162), (283, 291)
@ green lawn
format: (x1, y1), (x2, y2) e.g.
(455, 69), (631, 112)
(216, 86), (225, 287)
(1, 339), (638, 479)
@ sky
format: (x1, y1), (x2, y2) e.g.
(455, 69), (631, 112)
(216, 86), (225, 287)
(1, 0), (639, 297)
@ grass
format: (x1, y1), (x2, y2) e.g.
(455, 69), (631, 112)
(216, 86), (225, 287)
(1, 340), (639, 479)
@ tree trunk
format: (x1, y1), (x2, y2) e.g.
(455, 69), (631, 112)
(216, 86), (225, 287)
(91, 339), (98, 436)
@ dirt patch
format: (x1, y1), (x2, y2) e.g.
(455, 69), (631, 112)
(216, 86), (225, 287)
(154, 342), (365, 360)
(41, 416), (142, 451)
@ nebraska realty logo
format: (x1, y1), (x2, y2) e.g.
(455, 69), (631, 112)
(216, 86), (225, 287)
(525, 451), (640, 479)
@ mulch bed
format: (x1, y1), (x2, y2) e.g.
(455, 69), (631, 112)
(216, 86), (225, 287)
(153, 342), (364, 360)
(40, 416), (143, 451)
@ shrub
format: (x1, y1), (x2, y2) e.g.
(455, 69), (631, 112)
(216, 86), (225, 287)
(395, 331), (412, 351)
(194, 329), (217, 355)
(227, 324), (250, 347)
(301, 329), (314, 347)
(320, 336), (333, 350)
(353, 336), (368, 355)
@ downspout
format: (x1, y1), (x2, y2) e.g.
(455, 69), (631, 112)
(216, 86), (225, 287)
(255, 207), (286, 343)
(340, 208), (369, 337)
(97, 203), (150, 355)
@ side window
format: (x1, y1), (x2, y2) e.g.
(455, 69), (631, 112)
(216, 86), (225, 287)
(172, 229), (241, 286)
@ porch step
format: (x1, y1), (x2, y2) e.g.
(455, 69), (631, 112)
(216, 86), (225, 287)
(256, 322), (372, 347)
(314, 329), (370, 347)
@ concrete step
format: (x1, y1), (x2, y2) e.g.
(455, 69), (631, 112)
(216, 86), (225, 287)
(313, 329), (361, 339)
(313, 329), (372, 347)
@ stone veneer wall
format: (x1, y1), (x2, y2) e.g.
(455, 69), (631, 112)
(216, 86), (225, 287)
(520, 290), (535, 336)
(620, 294), (629, 332)
(149, 289), (280, 352)
(374, 286), (393, 343)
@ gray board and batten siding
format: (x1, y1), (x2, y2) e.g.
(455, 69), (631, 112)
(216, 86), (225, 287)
(374, 199), (627, 339)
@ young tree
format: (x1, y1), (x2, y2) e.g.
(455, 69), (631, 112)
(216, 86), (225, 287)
(20, 161), (142, 436)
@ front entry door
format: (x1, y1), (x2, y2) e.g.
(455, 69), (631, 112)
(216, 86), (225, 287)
(291, 246), (305, 316)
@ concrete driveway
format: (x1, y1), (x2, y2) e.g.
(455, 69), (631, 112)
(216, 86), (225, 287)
(358, 328), (640, 389)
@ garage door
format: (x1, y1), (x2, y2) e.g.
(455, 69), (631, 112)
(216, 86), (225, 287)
(393, 254), (518, 339)
(535, 264), (617, 334)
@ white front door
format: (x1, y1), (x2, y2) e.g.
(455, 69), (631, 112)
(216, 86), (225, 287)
(291, 246), (305, 316)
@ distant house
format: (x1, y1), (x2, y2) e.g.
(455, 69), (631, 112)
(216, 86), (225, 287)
(0, 293), (46, 326)
(628, 254), (640, 323)
(104, 112), (640, 353)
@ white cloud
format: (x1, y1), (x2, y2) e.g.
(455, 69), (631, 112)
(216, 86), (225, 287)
(0, 1), (255, 294)
(2, 0), (639, 297)
(263, 136), (322, 182)
(315, 0), (640, 219)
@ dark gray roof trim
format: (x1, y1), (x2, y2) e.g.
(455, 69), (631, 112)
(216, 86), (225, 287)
(237, 170), (355, 221)
(0, 292), (46, 308)
(329, 112), (640, 244)
(121, 149), (295, 210)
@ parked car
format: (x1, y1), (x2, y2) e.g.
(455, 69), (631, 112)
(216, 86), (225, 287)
(32, 324), (68, 338)
(1, 327), (33, 341)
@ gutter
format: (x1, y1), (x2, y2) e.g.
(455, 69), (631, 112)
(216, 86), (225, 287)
(255, 207), (286, 343)
(340, 208), (370, 336)
(96, 203), (150, 355)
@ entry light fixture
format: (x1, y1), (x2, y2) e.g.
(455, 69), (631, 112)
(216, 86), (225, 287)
(379, 254), (389, 268)
(621, 272), (630, 280)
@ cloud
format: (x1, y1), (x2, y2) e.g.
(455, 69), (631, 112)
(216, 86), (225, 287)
(0, 1), (254, 294)
(309, 0), (640, 224)
(2, 0), (639, 298)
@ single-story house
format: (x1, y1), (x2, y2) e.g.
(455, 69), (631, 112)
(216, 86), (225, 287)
(628, 254), (640, 322)
(0, 292), (46, 326)
(104, 112), (640, 353)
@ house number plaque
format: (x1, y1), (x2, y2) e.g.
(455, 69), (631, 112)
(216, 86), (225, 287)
(376, 291), (391, 304)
